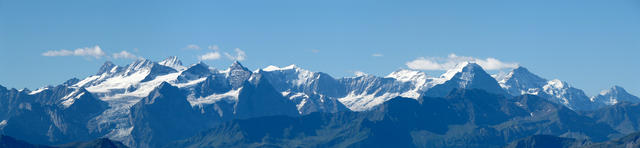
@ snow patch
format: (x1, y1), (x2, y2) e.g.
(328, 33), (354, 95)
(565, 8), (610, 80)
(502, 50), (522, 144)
(189, 88), (242, 106)
(338, 91), (401, 111)
(28, 87), (49, 95)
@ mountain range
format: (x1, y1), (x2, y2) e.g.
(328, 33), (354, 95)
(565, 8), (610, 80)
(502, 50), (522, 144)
(1, 56), (639, 147)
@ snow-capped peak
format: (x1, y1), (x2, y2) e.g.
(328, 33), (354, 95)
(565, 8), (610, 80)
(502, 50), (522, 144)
(97, 61), (118, 75)
(439, 62), (472, 81)
(263, 64), (298, 71)
(546, 79), (566, 89)
(159, 56), (186, 70)
(180, 62), (214, 79)
(593, 85), (640, 105)
(230, 61), (246, 69)
(125, 59), (154, 74)
(386, 69), (428, 83)
(599, 85), (625, 96)
(227, 61), (252, 88)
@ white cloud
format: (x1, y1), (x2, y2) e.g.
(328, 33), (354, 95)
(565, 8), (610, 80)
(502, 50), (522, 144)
(406, 53), (518, 70)
(112, 51), (139, 59)
(208, 45), (219, 50)
(372, 53), (383, 57)
(183, 44), (201, 50)
(42, 45), (106, 59)
(224, 48), (246, 61)
(311, 49), (320, 53)
(199, 52), (222, 60)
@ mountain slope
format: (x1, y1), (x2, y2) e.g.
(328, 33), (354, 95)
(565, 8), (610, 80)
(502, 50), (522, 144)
(505, 135), (589, 148)
(168, 89), (616, 148)
(234, 73), (299, 119)
(587, 102), (640, 135)
(129, 82), (215, 148)
(0, 85), (108, 145)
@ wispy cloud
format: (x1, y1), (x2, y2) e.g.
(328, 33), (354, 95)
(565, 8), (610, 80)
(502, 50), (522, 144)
(372, 53), (383, 57)
(183, 44), (201, 50)
(208, 45), (219, 50)
(42, 45), (106, 59)
(224, 48), (246, 61)
(112, 51), (139, 59)
(199, 52), (222, 60)
(406, 53), (518, 70)
(311, 49), (320, 53)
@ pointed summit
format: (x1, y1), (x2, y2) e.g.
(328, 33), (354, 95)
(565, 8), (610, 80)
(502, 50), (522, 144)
(500, 66), (548, 96)
(177, 62), (214, 82)
(126, 58), (154, 73)
(439, 62), (473, 81)
(159, 56), (185, 70)
(230, 61), (249, 71)
(97, 61), (117, 75)
(157, 81), (175, 91)
(462, 62), (483, 71)
(425, 62), (507, 97)
(63, 78), (80, 86)
(227, 61), (252, 88)
(593, 85), (640, 105)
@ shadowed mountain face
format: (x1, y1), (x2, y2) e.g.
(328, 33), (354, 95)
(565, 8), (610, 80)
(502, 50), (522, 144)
(129, 82), (217, 148)
(505, 135), (589, 148)
(234, 74), (299, 119)
(0, 135), (48, 148)
(0, 135), (127, 148)
(0, 85), (108, 145)
(56, 138), (128, 148)
(167, 89), (617, 148)
(507, 131), (640, 148)
(587, 102), (640, 135)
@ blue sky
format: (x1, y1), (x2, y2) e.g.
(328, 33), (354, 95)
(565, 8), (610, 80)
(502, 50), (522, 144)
(1, 0), (639, 96)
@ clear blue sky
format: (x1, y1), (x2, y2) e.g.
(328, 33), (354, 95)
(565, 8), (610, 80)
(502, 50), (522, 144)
(1, 0), (639, 96)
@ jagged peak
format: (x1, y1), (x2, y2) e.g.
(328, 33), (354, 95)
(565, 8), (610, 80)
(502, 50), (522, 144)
(612, 85), (625, 90)
(505, 66), (547, 83)
(439, 62), (489, 80)
(181, 62), (214, 76)
(230, 61), (249, 71)
(159, 56), (185, 70)
(190, 61), (210, 69)
(129, 58), (153, 69)
(162, 56), (180, 63)
(156, 81), (177, 91)
(512, 66), (530, 73)
(440, 62), (472, 80)
(600, 85), (629, 96)
(461, 62), (484, 72)
(546, 79), (568, 89)
(97, 61), (117, 75)
(63, 78), (80, 86)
